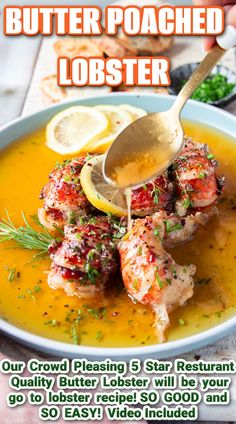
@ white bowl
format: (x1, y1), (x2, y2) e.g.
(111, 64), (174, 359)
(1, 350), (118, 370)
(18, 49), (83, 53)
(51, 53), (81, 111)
(0, 93), (235, 359)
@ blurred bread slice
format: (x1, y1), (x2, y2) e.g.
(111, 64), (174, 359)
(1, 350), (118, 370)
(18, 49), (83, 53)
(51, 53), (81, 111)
(40, 74), (111, 105)
(110, 0), (174, 55)
(40, 75), (67, 103)
(117, 34), (174, 55)
(53, 37), (103, 58)
(92, 34), (136, 57)
(53, 35), (136, 59)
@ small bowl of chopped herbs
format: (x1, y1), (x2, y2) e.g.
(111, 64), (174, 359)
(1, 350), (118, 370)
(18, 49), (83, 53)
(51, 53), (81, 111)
(169, 63), (236, 107)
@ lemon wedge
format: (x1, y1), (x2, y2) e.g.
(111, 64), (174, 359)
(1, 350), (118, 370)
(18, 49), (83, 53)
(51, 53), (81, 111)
(80, 155), (127, 217)
(87, 105), (133, 153)
(119, 104), (147, 120)
(46, 106), (109, 155)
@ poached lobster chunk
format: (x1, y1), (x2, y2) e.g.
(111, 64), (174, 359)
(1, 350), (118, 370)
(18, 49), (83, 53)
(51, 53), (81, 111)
(172, 137), (224, 216)
(131, 172), (174, 216)
(39, 157), (91, 230)
(161, 207), (217, 249)
(118, 209), (217, 342)
(48, 216), (121, 298)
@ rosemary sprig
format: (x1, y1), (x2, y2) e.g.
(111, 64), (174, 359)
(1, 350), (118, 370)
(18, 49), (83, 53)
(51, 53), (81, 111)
(0, 210), (56, 258)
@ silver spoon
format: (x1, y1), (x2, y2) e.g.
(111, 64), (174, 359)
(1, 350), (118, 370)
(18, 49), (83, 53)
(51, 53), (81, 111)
(103, 26), (236, 189)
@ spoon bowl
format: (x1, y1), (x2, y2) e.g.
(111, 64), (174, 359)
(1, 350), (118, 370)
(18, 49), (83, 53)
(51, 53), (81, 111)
(103, 111), (184, 188)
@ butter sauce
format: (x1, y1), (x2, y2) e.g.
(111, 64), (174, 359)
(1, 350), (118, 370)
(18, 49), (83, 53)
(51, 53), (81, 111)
(0, 122), (236, 347)
(109, 123), (179, 189)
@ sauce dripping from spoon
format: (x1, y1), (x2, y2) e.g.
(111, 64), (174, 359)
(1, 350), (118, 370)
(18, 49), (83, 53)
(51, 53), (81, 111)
(125, 188), (132, 232)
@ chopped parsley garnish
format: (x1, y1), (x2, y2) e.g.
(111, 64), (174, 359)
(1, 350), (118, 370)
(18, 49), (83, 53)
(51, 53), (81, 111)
(133, 279), (138, 290)
(75, 309), (85, 324)
(155, 267), (163, 288)
(164, 220), (172, 232)
(55, 159), (71, 169)
(65, 311), (73, 322)
(84, 305), (107, 320)
(182, 74), (235, 103)
(182, 198), (192, 209)
(207, 153), (214, 160)
(71, 323), (79, 344)
(137, 246), (142, 255)
(26, 288), (36, 300)
(85, 263), (100, 284)
(154, 267), (172, 288)
(110, 219), (127, 240)
(89, 230), (97, 236)
(154, 227), (160, 237)
(33, 285), (41, 293)
(96, 243), (103, 252)
(68, 211), (77, 225)
(171, 265), (177, 278)
(164, 220), (182, 233)
(85, 154), (93, 162)
(152, 187), (160, 204)
(178, 318), (186, 326)
(5, 267), (17, 283)
(44, 319), (58, 327)
(170, 223), (183, 232)
(198, 172), (206, 179)
(87, 250), (96, 261)
(96, 330), (103, 341)
(78, 216), (86, 225)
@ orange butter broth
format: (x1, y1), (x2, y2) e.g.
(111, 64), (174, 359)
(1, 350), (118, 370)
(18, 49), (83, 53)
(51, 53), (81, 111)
(0, 122), (236, 347)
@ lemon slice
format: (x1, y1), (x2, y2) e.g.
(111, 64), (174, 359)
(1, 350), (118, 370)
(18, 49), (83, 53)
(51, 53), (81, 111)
(119, 104), (147, 120)
(46, 106), (109, 155)
(88, 105), (133, 153)
(80, 155), (127, 217)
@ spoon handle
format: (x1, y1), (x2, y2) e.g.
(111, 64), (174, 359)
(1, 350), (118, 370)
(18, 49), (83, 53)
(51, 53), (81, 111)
(172, 44), (226, 114)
